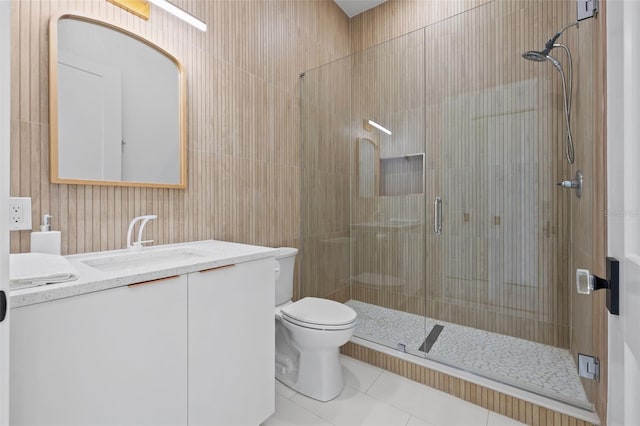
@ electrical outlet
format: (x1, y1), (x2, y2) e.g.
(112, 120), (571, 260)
(9, 197), (32, 231)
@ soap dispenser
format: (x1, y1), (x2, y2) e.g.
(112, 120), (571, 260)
(30, 214), (61, 255)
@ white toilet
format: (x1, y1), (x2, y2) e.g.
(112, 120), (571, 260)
(274, 247), (357, 402)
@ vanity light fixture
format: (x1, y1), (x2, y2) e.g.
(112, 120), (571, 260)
(148, 0), (207, 31)
(367, 119), (392, 135)
(106, 0), (151, 19)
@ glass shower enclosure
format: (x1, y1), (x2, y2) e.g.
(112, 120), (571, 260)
(301, 0), (594, 410)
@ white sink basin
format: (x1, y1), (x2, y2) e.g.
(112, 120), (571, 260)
(81, 247), (214, 273)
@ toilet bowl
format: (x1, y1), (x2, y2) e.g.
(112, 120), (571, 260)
(274, 248), (357, 402)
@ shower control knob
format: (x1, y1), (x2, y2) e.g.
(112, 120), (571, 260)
(557, 179), (579, 188)
(556, 170), (583, 198)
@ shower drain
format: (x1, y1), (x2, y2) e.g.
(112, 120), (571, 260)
(419, 324), (444, 353)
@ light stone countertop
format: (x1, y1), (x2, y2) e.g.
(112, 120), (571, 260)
(10, 240), (278, 308)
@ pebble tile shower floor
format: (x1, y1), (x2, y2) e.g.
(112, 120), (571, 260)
(345, 300), (589, 406)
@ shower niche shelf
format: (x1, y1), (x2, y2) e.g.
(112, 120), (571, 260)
(379, 153), (424, 197)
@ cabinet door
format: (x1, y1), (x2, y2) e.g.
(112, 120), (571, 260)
(188, 258), (275, 426)
(10, 275), (188, 426)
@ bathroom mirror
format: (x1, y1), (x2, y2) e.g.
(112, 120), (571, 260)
(49, 14), (187, 188)
(356, 137), (379, 198)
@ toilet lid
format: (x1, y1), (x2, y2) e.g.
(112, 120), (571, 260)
(281, 297), (357, 327)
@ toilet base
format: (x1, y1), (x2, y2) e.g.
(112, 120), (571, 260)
(275, 346), (345, 402)
(275, 315), (354, 402)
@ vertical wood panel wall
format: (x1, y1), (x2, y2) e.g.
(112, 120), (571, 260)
(10, 0), (350, 306)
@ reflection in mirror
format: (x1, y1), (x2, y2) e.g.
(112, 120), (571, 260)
(357, 137), (379, 198)
(50, 14), (187, 188)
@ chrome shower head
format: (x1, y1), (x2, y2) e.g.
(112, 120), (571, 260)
(522, 22), (578, 165)
(522, 50), (549, 62)
(522, 34), (559, 61)
(521, 50), (564, 73)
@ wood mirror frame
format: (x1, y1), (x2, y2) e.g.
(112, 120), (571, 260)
(49, 13), (187, 188)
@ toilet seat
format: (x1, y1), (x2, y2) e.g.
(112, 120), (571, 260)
(282, 315), (356, 331)
(281, 297), (357, 331)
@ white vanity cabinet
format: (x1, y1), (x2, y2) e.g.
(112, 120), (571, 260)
(10, 274), (188, 426)
(10, 250), (276, 426)
(188, 257), (275, 426)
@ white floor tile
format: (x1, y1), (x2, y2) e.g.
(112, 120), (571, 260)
(487, 412), (526, 426)
(261, 394), (334, 426)
(341, 355), (384, 393)
(291, 384), (411, 426)
(267, 357), (534, 426)
(276, 380), (297, 399)
(367, 371), (489, 426)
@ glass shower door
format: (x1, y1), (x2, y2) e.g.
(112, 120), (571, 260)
(421, 2), (592, 408)
(348, 28), (428, 357)
(300, 56), (353, 305)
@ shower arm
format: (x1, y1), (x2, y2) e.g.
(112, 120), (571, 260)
(546, 22), (579, 52)
(559, 21), (579, 35)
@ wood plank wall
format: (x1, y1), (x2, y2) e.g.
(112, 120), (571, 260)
(9, 0), (350, 303)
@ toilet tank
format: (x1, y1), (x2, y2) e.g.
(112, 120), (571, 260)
(275, 247), (298, 306)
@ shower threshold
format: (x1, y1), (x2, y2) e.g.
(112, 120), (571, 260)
(345, 300), (597, 420)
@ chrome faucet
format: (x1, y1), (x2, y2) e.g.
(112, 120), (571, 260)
(126, 215), (158, 250)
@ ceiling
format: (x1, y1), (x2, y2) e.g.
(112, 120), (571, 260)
(333, 0), (388, 17)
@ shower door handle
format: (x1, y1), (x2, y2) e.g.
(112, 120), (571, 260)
(434, 196), (442, 235)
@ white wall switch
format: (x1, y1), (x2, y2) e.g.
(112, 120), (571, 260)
(9, 197), (32, 231)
